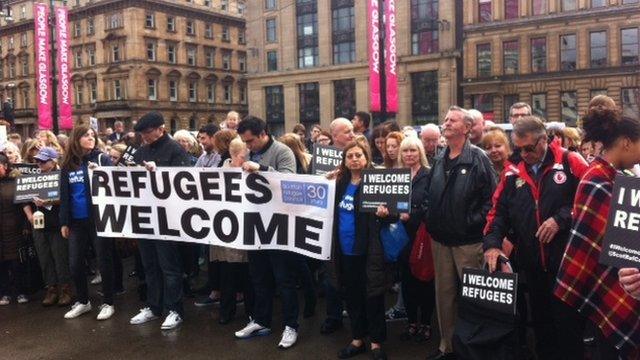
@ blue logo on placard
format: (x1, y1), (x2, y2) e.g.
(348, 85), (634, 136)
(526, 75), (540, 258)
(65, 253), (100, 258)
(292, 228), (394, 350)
(48, 191), (59, 197)
(281, 181), (328, 209)
(397, 202), (409, 211)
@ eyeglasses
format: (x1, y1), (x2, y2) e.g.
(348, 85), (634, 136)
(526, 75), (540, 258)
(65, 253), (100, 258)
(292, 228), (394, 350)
(513, 137), (542, 153)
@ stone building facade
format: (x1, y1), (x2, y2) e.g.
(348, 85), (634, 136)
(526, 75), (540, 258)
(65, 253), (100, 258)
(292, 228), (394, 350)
(462, 0), (640, 125)
(0, 0), (247, 137)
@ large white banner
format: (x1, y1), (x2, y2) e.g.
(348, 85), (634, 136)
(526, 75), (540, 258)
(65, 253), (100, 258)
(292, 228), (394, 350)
(90, 167), (336, 260)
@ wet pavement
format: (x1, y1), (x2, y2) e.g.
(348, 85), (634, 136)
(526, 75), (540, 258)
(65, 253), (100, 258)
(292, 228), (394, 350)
(1, 263), (438, 360)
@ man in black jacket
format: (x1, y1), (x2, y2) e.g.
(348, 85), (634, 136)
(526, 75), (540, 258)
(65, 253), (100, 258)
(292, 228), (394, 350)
(128, 112), (192, 331)
(425, 106), (497, 360)
(484, 116), (588, 360)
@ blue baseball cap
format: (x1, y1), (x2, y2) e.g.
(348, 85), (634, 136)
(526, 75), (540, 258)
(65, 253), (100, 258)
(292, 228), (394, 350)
(34, 147), (59, 162)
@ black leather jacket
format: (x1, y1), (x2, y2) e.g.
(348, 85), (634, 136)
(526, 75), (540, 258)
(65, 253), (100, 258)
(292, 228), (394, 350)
(424, 141), (497, 246)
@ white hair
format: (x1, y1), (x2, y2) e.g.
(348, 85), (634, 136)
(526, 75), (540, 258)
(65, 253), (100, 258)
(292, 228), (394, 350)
(173, 130), (197, 147)
(467, 109), (484, 122)
(421, 123), (441, 136)
(329, 117), (352, 135)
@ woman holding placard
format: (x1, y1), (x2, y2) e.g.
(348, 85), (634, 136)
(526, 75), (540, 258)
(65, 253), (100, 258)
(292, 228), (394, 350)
(329, 141), (389, 360)
(59, 124), (116, 321)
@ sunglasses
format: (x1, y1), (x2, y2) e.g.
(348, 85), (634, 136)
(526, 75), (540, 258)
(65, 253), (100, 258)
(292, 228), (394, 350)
(35, 159), (51, 164)
(513, 137), (542, 153)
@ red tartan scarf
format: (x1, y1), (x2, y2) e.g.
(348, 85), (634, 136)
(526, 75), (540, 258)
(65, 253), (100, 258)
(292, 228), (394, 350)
(554, 157), (640, 355)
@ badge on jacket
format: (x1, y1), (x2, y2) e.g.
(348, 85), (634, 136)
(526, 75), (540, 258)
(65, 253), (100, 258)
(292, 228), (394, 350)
(516, 178), (525, 188)
(553, 171), (567, 184)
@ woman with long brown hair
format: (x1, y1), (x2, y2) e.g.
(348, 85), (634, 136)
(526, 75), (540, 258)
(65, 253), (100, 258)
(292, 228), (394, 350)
(59, 124), (116, 321)
(279, 133), (312, 174)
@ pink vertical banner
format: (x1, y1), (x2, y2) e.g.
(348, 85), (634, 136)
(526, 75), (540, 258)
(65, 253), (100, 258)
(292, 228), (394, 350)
(367, 0), (381, 112)
(384, 0), (398, 113)
(34, 3), (52, 130)
(55, 6), (73, 130)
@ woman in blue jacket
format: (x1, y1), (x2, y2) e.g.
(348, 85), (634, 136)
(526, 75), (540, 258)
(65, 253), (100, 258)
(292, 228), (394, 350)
(59, 124), (115, 321)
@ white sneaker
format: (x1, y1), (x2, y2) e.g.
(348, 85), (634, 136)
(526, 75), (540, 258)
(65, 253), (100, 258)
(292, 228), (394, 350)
(64, 301), (92, 319)
(0, 296), (10, 305)
(161, 311), (183, 330)
(130, 307), (160, 325)
(96, 304), (115, 320)
(16, 294), (28, 304)
(90, 273), (102, 285)
(234, 320), (272, 339)
(278, 326), (298, 349)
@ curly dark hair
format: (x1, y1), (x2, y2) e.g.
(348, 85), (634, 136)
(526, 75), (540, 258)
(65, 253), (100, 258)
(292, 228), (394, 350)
(582, 107), (640, 149)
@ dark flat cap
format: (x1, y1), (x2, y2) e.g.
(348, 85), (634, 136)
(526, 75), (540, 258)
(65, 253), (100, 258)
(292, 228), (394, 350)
(134, 112), (165, 132)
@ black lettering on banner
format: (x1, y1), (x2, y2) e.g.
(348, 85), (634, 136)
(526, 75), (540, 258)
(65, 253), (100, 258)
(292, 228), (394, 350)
(93, 204), (127, 232)
(182, 208), (210, 239)
(224, 172), (242, 203)
(91, 170), (111, 197)
(131, 206), (154, 235)
(150, 171), (171, 199)
(174, 171), (198, 200)
(112, 171), (131, 197)
(245, 173), (272, 204)
(158, 207), (180, 237)
(295, 216), (323, 255)
(200, 172), (222, 201)
(213, 210), (239, 243)
(130, 171), (147, 198)
(243, 213), (288, 245)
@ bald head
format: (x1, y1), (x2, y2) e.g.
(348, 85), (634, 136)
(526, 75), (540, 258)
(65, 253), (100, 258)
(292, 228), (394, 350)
(420, 124), (441, 156)
(330, 117), (354, 149)
(467, 109), (485, 145)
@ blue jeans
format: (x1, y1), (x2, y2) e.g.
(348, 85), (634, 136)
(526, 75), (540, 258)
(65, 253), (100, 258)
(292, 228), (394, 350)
(248, 250), (299, 329)
(137, 239), (184, 316)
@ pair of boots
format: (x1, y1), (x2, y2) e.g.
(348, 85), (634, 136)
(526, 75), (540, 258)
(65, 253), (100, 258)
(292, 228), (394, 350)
(42, 284), (73, 307)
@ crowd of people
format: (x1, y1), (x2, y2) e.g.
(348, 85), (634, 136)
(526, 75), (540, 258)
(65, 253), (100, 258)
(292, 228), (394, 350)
(1, 96), (640, 359)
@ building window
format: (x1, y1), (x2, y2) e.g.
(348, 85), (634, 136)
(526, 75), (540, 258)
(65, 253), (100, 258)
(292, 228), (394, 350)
(221, 0), (228, 11)
(561, 0), (577, 11)
(74, 22), (81, 37)
(8, 61), (15, 78)
(8, 36), (14, 50)
(238, 3), (246, 15)
(622, 88), (639, 118)
(222, 53), (231, 70)
(239, 84), (247, 104)
(167, 16), (176, 32)
(87, 47), (96, 66)
(146, 42), (156, 61)
(186, 20), (195, 36)
(224, 84), (232, 104)
(505, 0), (519, 19)
(479, 0), (492, 23)
(623, 0), (639, 3)
(532, 0), (546, 15)
(411, 71), (438, 124)
(112, 44), (121, 62)
(222, 26), (230, 41)
(531, 93), (547, 119)
(74, 50), (82, 68)
(20, 5), (25, 20)
(169, 80), (178, 101)
(561, 91), (578, 126)
(207, 82), (215, 103)
(334, 79), (355, 119)
(265, 86), (285, 134)
(503, 40), (518, 75)
(74, 83), (83, 106)
(477, 43), (492, 77)
(21, 56), (28, 76)
(332, 3), (355, 64)
(205, 48), (215, 68)
(266, 19), (277, 43)
(187, 47), (197, 66)
(503, 95), (519, 122)
(411, 0), (439, 55)
(145, 13), (155, 28)
(299, 82), (319, 124)
(239, 30), (246, 44)
(473, 94), (494, 121)
(89, 81), (97, 103)
(560, 34), (577, 71)
(167, 44), (177, 64)
(297, 5), (318, 69)
(188, 81), (197, 102)
(266, 0), (277, 10)
(531, 37), (546, 72)
(590, 31), (607, 68)
(148, 79), (157, 100)
(20, 33), (27, 47)
(238, 54), (246, 72)
(205, 24), (213, 39)
(267, 51), (278, 71)
(107, 13), (123, 29)
(113, 79), (123, 100)
(591, 0), (606, 7)
(87, 18), (94, 35)
(621, 28), (639, 66)
(204, 0), (211, 6)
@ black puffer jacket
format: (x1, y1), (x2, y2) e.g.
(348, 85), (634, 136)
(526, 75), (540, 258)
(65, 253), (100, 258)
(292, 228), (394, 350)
(424, 141), (497, 246)
(327, 172), (390, 298)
